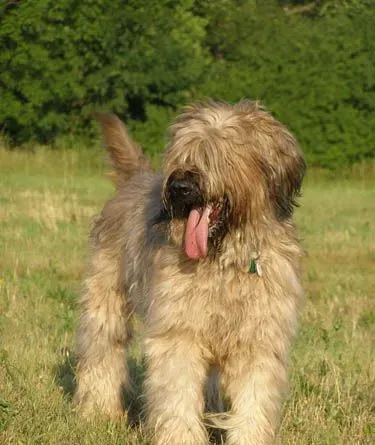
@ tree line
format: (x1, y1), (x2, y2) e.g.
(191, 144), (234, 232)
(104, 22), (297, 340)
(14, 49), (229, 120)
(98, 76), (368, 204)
(0, 0), (374, 167)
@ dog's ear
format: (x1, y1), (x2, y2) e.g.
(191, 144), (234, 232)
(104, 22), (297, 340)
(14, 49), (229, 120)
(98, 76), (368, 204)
(266, 128), (306, 219)
(235, 100), (305, 219)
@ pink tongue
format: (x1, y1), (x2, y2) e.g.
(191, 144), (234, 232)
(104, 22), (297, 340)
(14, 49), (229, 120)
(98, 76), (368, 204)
(184, 207), (210, 260)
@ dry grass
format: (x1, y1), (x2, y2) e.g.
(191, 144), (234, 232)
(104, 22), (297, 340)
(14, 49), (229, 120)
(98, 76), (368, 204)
(0, 147), (374, 444)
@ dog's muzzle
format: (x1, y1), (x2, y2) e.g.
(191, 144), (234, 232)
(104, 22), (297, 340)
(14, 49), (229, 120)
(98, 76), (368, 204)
(165, 171), (204, 218)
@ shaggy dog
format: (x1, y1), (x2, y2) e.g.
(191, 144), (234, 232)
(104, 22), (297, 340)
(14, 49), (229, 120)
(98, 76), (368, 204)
(74, 100), (305, 445)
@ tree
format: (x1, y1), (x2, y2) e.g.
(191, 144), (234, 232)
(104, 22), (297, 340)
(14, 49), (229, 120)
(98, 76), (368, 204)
(0, 0), (208, 143)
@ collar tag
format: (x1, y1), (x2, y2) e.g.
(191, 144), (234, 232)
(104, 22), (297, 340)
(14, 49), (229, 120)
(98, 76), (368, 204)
(249, 258), (257, 274)
(249, 256), (262, 276)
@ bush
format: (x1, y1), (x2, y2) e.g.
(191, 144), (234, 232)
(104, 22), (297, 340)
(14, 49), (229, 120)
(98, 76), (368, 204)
(0, 0), (208, 143)
(0, 0), (374, 168)
(196, 1), (375, 167)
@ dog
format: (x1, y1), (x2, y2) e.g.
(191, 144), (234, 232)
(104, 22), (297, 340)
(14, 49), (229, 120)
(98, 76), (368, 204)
(74, 100), (305, 445)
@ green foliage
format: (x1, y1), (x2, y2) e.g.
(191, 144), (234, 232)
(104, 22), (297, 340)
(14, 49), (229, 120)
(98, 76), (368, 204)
(0, 0), (374, 167)
(198, 1), (375, 167)
(0, 0), (208, 142)
(128, 104), (175, 158)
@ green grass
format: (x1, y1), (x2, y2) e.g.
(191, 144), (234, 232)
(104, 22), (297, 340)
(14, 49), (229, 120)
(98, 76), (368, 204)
(0, 147), (374, 444)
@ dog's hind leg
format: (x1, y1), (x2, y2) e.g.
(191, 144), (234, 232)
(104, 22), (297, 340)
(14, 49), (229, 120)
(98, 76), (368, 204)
(205, 366), (224, 414)
(74, 250), (130, 418)
(205, 367), (225, 445)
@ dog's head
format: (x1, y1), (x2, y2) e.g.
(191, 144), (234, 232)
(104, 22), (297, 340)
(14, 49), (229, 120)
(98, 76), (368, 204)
(162, 100), (305, 260)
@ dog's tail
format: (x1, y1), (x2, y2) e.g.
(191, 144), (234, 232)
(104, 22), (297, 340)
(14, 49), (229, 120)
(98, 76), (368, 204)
(96, 113), (152, 187)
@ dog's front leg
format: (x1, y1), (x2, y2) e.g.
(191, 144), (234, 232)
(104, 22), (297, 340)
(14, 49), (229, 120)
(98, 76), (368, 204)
(222, 350), (288, 445)
(144, 337), (209, 445)
(74, 265), (130, 418)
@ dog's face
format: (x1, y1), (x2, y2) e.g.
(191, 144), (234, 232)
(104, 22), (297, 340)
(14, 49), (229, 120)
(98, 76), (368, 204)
(161, 100), (305, 260)
(163, 168), (231, 259)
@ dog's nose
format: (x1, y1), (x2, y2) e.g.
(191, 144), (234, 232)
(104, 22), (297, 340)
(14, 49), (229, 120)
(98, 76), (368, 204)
(165, 172), (203, 217)
(170, 180), (194, 197)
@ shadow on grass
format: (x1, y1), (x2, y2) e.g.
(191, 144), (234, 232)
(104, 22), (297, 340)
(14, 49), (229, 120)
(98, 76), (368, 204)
(54, 348), (76, 399)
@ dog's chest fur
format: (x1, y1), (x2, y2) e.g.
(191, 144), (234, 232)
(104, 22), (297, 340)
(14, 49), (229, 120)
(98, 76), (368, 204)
(143, 242), (302, 364)
(111, 175), (303, 364)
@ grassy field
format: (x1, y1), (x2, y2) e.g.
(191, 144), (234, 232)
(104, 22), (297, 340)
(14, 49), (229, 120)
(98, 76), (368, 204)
(0, 147), (374, 445)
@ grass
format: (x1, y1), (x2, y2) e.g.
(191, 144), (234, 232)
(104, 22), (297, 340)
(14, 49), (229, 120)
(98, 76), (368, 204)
(0, 146), (374, 444)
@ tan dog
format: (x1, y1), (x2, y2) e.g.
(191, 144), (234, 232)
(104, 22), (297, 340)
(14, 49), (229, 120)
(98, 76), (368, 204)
(74, 100), (305, 445)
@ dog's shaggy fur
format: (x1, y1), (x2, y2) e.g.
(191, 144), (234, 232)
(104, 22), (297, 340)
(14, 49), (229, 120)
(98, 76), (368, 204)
(74, 100), (305, 445)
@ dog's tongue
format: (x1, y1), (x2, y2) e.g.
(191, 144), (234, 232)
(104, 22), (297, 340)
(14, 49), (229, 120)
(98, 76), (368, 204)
(184, 207), (210, 260)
